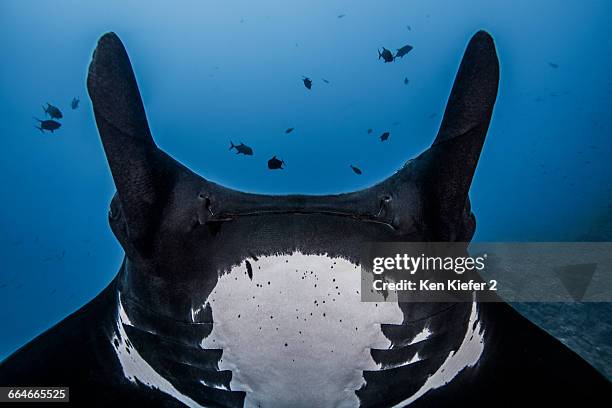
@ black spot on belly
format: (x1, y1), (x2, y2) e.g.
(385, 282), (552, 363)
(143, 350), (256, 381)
(245, 260), (253, 280)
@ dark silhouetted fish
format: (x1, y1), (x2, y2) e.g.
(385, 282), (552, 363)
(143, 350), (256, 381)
(268, 155), (285, 169)
(43, 103), (63, 119)
(367, 128), (373, 134)
(71, 97), (80, 110)
(337, 14), (346, 19)
(230, 141), (253, 156)
(406, 25), (412, 31)
(395, 44), (414, 59)
(302, 76), (312, 89)
(33, 118), (61, 133)
(322, 78), (330, 84)
(548, 62), (559, 68)
(285, 127), (295, 134)
(404, 77), (409, 85)
(378, 47), (394, 63)
(380, 131), (390, 141)
(349, 165), (362, 175)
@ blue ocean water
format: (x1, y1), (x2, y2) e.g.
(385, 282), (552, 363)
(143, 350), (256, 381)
(0, 1), (611, 378)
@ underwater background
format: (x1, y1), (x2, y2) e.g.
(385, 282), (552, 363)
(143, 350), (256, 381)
(1, 0), (611, 378)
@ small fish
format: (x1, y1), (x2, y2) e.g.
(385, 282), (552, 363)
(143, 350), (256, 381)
(337, 14), (346, 19)
(350, 165), (362, 175)
(395, 44), (414, 59)
(285, 127), (295, 134)
(367, 128), (373, 134)
(378, 47), (394, 63)
(380, 132), (390, 142)
(404, 77), (409, 85)
(43, 103), (63, 119)
(321, 78), (330, 84)
(229, 141), (253, 155)
(34, 117), (61, 133)
(302, 76), (312, 90)
(71, 97), (80, 110)
(268, 156), (285, 170)
(548, 62), (559, 69)
(406, 25), (412, 31)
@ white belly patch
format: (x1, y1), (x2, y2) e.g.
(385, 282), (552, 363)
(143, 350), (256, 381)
(200, 252), (404, 408)
(111, 252), (485, 407)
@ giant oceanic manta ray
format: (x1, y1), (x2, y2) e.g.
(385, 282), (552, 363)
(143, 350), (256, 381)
(0, 31), (609, 407)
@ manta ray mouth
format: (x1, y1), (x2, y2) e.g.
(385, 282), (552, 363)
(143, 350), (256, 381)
(206, 208), (397, 230)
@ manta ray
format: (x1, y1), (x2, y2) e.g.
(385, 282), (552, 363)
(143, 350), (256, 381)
(0, 31), (609, 407)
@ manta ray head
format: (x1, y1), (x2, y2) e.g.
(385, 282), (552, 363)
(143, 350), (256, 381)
(87, 31), (498, 407)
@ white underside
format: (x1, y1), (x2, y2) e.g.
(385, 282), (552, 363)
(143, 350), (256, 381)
(113, 294), (203, 407)
(201, 253), (404, 408)
(393, 298), (484, 407)
(111, 251), (485, 408)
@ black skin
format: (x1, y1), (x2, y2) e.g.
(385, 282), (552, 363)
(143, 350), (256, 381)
(2, 31), (610, 407)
